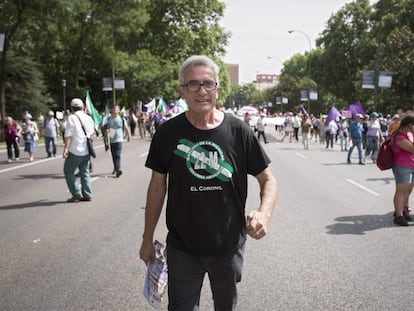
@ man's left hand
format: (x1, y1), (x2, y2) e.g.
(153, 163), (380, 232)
(246, 210), (268, 240)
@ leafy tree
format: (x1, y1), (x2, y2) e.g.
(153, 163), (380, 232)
(315, 0), (373, 106)
(5, 53), (49, 118)
(0, 0), (54, 124)
(0, 0), (230, 129)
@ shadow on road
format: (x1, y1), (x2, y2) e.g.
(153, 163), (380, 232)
(14, 174), (65, 180)
(0, 200), (66, 210)
(366, 176), (394, 185)
(326, 212), (396, 235)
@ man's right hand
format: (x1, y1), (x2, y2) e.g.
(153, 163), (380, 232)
(139, 239), (156, 265)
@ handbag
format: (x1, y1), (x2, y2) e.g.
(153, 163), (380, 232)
(75, 114), (96, 158)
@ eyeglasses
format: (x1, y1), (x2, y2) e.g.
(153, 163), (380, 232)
(182, 80), (218, 92)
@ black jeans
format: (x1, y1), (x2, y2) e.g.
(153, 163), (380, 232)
(167, 244), (244, 311)
(6, 140), (20, 159)
(110, 142), (123, 171)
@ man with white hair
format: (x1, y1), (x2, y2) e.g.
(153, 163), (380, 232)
(139, 55), (277, 310)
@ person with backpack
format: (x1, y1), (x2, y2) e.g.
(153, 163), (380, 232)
(102, 105), (131, 177)
(347, 114), (364, 165)
(391, 115), (414, 226)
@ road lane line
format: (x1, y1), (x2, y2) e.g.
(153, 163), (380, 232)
(0, 145), (106, 174)
(345, 178), (379, 196)
(295, 152), (307, 159)
(0, 156), (63, 174)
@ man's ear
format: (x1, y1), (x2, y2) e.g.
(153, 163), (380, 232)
(178, 86), (184, 98)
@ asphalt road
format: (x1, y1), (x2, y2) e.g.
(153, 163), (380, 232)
(0, 129), (413, 311)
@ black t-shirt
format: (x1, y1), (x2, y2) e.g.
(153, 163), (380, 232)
(145, 113), (270, 256)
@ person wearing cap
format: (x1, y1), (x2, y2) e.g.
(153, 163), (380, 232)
(63, 98), (95, 202)
(347, 114), (364, 165)
(43, 110), (60, 158)
(365, 112), (384, 163)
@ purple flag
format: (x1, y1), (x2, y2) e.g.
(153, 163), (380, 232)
(346, 101), (365, 118)
(325, 106), (341, 126)
(301, 105), (308, 115)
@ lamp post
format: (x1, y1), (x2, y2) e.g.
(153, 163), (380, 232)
(267, 56), (284, 73)
(0, 28), (6, 128)
(288, 30), (312, 77)
(62, 79), (66, 113)
(0, 29), (5, 53)
(289, 30), (313, 113)
(267, 56), (286, 113)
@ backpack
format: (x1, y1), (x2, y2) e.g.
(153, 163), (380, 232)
(376, 135), (394, 170)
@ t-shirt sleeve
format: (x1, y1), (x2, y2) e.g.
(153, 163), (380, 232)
(245, 126), (270, 176)
(145, 129), (168, 174)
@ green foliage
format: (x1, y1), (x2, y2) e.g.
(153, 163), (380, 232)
(5, 54), (50, 118)
(261, 0), (414, 116)
(0, 0), (229, 125)
(225, 83), (261, 108)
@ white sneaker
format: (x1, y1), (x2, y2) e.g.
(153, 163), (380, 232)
(7, 159), (12, 163)
(15, 158), (19, 161)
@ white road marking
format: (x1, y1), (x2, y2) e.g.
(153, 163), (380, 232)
(345, 178), (379, 196)
(295, 152), (307, 159)
(0, 157), (62, 174)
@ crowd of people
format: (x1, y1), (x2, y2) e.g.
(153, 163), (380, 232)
(1, 104), (173, 164)
(242, 108), (414, 227)
(2, 55), (414, 311)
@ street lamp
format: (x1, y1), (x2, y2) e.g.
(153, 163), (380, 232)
(0, 29), (5, 53)
(288, 30), (312, 77)
(62, 79), (66, 113)
(267, 56), (284, 71)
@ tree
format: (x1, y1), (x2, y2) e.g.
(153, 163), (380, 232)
(315, 0), (373, 106)
(0, 0), (230, 127)
(0, 0), (52, 125)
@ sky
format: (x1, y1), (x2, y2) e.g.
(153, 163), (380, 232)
(220, 0), (362, 84)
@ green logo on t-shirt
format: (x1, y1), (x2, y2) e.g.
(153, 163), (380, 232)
(174, 138), (233, 181)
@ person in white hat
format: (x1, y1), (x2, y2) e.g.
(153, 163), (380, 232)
(43, 110), (60, 158)
(63, 98), (95, 202)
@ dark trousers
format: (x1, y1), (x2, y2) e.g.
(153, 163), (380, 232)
(110, 142), (122, 171)
(130, 123), (136, 136)
(294, 127), (300, 142)
(45, 136), (57, 156)
(257, 131), (267, 143)
(326, 131), (334, 148)
(167, 244), (244, 311)
(6, 140), (20, 159)
(348, 137), (363, 162)
(366, 136), (379, 161)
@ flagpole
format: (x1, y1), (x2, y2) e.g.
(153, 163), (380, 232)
(112, 28), (116, 106)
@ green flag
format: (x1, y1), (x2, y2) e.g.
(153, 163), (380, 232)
(85, 91), (103, 125)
